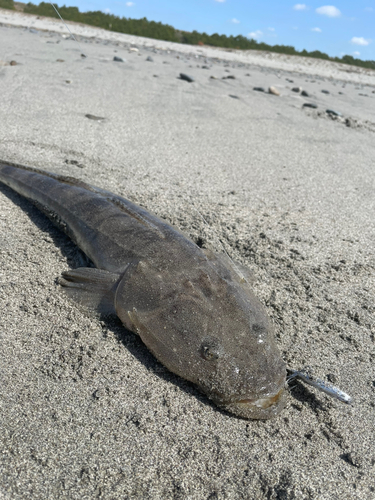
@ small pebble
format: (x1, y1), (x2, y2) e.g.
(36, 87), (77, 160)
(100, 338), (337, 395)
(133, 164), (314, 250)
(222, 75), (235, 79)
(269, 86), (280, 96)
(113, 56), (124, 62)
(303, 103), (318, 109)
(326, 109), (342, 117)
(146, 56), (154, 62)
(292, 87), (301, 93)
(179, 73), (194, 83)
(9, 60), (18, 66)
(321, 90), (330, 94)
(85, 114), (106, 121)
(253, 87), (265, 92)
(301, 90), (310, 97)
(229, 95), (239, 99)
(56, 59), (64, 63)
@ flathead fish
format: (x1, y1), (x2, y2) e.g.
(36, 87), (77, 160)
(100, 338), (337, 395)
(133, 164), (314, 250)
(0, 161), (286, 419)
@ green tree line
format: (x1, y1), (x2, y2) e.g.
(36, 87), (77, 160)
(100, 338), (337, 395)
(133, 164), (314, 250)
(1, 0), (374, 71)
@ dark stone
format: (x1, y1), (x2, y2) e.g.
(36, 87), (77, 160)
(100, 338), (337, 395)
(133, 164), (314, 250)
(292, 87), (301, 93)
(85, 114), (106, 121)
(222, 75), (235, 79)
(201, 65), (209, 69)
(9, 60), (18, 66)
(229, 95), (239, 99)
(326, 109), (342, 117)
(321, 90), (330, 94)
(301, 90), (310, 97)
(286, 78), (294, 83)
(303, 103), (318, 109)
(253, 87), (265, 92)
(113, 56), (124, 62)
(179, 73), (194, 82)
(146, 56), (154, 62)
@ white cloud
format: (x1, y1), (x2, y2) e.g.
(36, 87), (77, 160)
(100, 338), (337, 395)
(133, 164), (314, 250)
(316, 6), (341, 17)
(353, 51), (361, 56)
(126, 1), (134, 6)
(214, 0), (226, 2)
(248, 30), (263, 40)
(293, 4), (307, 10)
(364, 7), (373, 12)
(104, 7), (111, 13)
(268, 27), (275, 31)
(351, 37), (370, 46)
(311, 27), (322, 32)
(231, 18), (240, 24)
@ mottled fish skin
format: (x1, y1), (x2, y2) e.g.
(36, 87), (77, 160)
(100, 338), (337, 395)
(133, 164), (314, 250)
(0, 161), (287, 419)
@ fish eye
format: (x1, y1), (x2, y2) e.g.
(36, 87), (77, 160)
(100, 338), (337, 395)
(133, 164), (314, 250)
(200, 338), (221, 361)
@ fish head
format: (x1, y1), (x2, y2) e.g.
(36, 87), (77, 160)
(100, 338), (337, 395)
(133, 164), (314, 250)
(115, 258), (286, 419)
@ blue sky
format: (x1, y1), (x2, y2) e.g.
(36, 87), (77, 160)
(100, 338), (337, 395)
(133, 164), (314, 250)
(60, 1), (374, 60)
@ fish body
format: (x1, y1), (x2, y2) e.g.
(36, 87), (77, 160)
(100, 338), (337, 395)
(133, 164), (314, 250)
(0, 161), (286, 419)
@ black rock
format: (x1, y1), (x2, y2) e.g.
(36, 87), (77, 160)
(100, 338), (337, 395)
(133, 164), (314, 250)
(302, 103), (318, 109)
(85, 114), (106, 121)
(201, 65), (209, 69)
(321, 90), (330, 94)
(326, 109), (342, 117)
(113, 56), (124, 62)
(286, 78), (294, 83)
(223, 75), (235, 79)
(229, 95), (239, 99)
(179, 73), (194, 82)
(301, 90), (310, 97)
(146, 56), (154, 62)
(253, 87), (265, 92)
(292, 87), (301, 93)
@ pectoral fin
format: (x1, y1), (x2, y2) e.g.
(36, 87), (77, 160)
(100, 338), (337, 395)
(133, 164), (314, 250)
(60, 267), (124, 315)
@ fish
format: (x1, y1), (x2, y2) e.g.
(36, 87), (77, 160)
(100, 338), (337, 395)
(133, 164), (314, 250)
(0, 161), (287, 419)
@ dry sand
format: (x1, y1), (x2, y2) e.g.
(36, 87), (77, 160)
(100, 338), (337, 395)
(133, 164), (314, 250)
(1, 10), (375, 500)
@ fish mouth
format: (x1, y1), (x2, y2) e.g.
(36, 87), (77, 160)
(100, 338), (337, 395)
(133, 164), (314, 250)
(223, 386), (286, 420)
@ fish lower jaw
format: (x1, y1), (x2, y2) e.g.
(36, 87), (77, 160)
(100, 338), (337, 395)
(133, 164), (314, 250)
(237, 387), (285, 409)
(222, 387), (286, 420)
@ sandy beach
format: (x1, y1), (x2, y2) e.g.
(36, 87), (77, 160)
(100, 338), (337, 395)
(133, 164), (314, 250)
(1, 10), (375, 499)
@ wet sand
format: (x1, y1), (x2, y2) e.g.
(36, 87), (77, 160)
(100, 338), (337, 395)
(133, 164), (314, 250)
(1, 11), (375, 499)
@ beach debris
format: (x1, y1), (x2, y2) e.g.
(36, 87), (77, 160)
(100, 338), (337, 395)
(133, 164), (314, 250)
(269, 86), (280, 96)
(85, 114), (106, 121)
(113, 56), (124, 62)
(253, 87), (265, 92)
(287, 369), (352, 405)
(326, 109), (342, 117)
(179, 73), (194, 82)
(303, 103), (318, 109)
(292, 86), (302, 93)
